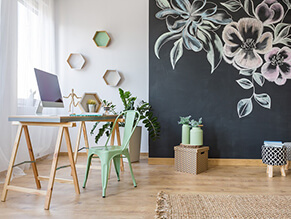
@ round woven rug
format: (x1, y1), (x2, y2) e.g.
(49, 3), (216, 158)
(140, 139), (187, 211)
(155, 191), (291, 219)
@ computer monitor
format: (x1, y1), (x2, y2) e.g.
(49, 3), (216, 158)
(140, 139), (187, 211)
(34, 68), (64, 114)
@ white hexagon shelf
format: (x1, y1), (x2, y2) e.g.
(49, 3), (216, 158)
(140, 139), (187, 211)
(67, 53), (86, 70)
(103, 70), (121, 87)
(78, 93), (101, 113)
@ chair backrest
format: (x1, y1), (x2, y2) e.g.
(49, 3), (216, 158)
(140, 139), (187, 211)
(105, 110), (140, 151)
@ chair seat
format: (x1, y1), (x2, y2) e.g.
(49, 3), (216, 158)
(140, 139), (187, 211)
(90, 146), (123, 152)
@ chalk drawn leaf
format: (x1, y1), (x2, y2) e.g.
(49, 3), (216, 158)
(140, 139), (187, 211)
(242, 0), (255, 17)
(236, 78), (253, 89)
(221, 0), (242, 12)
(281, 38), (291, 47)
(254, 93), (271, 109)
(197, 29), (223, 73)
(274, 24), (290, 44)
(237, 98), (253, 118)
(282, 0), (291, 9)
(275, 23), (289, 37)
(156, 0), (171, 9)
(253, 73), (265, 87)
(170, 38), (183, 69)
(239, 69), (255, 76)
(154, 32), (181, 59)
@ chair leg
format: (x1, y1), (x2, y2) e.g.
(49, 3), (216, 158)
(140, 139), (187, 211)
(101, 160), (111, 198)
(83, 153), (94, 188)
(124, 152), (136, 187)
(113, 156), (120, 181)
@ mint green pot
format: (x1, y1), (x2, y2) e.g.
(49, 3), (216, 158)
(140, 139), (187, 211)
(190, 127), (203, 146)
(181, 124), (190, 144)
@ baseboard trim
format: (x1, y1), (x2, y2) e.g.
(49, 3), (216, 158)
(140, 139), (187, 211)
(148, 158), (175, 165)
(148, 158), (265, 166)
(60, 152), (264, 167)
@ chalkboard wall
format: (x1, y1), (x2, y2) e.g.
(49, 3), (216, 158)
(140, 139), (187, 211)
(149, 0), (291, 158)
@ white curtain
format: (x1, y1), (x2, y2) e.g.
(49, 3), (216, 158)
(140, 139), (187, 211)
(17, 0), (57, 161)
(0, 0), (57, 183)
(0, 0), (18, 176)
(18, 0), (55, 102)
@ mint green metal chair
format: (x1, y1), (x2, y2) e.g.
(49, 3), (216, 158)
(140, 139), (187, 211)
(83, 110), (140, 197)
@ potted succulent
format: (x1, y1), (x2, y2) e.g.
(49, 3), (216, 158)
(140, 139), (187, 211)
(90, 88), (160, 162)
(178, 115), (192, 144)
(189, 117), (203, 146)
(101, 99), (116, 115)
(87, 99), (97, 112)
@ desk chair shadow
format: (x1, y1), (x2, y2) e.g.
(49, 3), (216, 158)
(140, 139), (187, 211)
(82, 110), (140, 197)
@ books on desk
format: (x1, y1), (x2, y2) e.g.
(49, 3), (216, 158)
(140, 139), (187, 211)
(264, 141), (283, 147)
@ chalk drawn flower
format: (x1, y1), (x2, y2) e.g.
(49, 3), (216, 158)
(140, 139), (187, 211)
(255, 0), (284, 25)
(222, 18), (273, 70)
(261, 47), (291, 85)
(154, 0), (232, 71)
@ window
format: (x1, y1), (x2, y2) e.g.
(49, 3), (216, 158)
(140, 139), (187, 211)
(17, 0), (55, 104)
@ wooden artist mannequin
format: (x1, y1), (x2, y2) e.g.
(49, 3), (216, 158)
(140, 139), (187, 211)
(63, 89), (81, 112)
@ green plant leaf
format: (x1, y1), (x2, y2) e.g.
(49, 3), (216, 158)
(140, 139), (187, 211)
(178, 115), (191, 125)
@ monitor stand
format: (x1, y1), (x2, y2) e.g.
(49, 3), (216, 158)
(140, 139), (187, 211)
(36, 101), (43, 115)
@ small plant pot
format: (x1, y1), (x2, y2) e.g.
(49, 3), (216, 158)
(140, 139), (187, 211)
(190, 127), (203, 146)
(181, 124), (190, 144)
(88, 104), (96, 113)
(103, 106), (111, 115)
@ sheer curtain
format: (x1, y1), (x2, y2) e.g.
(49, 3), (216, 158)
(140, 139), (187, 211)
(18, 0), (55, 102)
(0, 0), (57, 183)
(0, 0), (18, 177)
(17, 0), (57, 160)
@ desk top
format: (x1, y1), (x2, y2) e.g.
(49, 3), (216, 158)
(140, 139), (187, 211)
(9, 115), (119, 123)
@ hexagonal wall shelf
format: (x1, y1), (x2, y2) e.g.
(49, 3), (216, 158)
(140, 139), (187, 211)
(93, 31), (111, 47)
(78, 93), (101, 113)
(103, 70), (121, 86)
(67, 53), (86, 70)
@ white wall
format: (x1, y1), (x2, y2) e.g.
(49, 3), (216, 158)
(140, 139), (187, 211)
(55, 0), (149, 152)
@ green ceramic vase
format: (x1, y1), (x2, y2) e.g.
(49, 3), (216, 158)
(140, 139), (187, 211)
(190, 127), (203, 146)
(181, 124), (190, 144)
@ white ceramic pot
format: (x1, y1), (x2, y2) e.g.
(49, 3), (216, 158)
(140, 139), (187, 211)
(88, 104), (96, 113)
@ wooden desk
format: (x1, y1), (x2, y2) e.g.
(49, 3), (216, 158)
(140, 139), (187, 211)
(1, 115), (123, 210)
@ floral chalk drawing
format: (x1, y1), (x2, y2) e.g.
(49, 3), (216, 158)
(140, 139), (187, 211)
(262, 46), (291, 85)
(154, 0), (291, 118)
(255, 0), (284, 25)
(222, 18), (273, 70)
(154, 0), (232, 72)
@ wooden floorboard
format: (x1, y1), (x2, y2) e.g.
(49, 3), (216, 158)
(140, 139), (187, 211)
(0, 155), (291, 218)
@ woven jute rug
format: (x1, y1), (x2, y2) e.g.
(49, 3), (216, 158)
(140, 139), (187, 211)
(155, 191), (291, 219)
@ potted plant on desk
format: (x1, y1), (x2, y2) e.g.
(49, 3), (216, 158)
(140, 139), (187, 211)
(87, 99), (97, 113)
(90, 88), (160, 162)
(101, 99), (116, 115)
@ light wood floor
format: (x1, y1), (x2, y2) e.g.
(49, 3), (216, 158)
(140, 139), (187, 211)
(0, 155), (291, 219)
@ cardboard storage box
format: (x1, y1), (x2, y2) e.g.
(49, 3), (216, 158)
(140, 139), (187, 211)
(174, 146), (209, 175)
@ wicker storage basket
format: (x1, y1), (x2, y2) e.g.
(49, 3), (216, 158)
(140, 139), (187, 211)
(174, 146), (209, 175)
